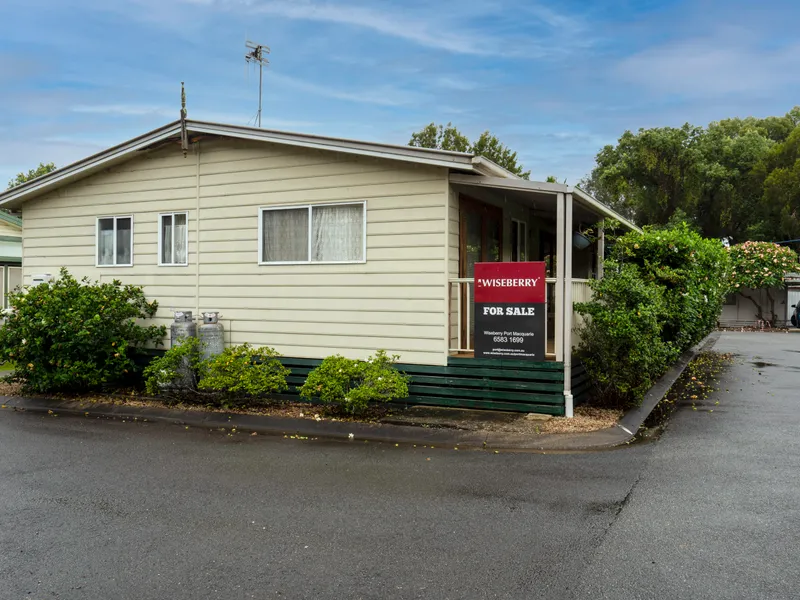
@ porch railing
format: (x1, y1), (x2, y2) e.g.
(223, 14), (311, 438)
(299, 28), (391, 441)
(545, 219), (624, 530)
(449, 277), (594, 354)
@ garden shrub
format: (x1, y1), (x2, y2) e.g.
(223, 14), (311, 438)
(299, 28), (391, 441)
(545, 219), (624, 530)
(143, 336), (206, 398)
(0, 268), (165, 393)
(576, 223), (730, 407)
(576, 263), (675, 406)
(198, 343), (289, 399)
(299, 350), (409, 414)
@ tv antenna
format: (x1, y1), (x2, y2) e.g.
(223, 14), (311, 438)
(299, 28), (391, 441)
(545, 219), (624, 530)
(245, 40), (270, 127)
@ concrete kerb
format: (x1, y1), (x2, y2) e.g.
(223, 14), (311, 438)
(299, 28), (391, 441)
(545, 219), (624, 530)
(0, 332), (721, 453)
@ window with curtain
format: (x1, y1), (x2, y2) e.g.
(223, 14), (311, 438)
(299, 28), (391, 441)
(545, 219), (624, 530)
(97, 216), (133, 266)
(160, 212), (188, 265)
(260, 202), (365, 264)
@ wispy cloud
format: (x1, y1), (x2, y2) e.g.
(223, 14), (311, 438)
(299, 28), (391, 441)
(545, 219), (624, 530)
(615, 27), (800, 97)
(174, 0), (588, 58)
(269, 72), (424, 107)
(71, 104), (174, 117)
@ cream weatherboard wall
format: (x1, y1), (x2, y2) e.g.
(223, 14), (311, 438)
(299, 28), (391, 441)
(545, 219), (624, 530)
(21, 137), (452, 366)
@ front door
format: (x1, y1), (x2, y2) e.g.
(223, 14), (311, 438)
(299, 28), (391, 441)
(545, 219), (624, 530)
(459, 196), (503, 349)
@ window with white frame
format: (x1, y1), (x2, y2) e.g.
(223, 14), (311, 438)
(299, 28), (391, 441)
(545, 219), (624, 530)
(511, 219), (527, 262)
(97, 216), (133, 266)
(159, 212), (189, 266)
(259, 202), (365, 264)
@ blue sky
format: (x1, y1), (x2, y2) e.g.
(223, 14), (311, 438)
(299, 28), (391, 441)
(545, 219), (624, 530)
(2, 0), (799, 186)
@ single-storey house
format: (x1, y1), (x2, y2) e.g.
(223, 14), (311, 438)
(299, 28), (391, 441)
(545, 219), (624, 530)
(0, 211), (23, 308)
(0, 120), (638, 416)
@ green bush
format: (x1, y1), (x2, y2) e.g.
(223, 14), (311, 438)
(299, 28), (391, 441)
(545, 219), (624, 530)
(576, 263), (675, 405)
(198, 344), (289, 399)
(0, 268), (165, 393)
(576, 223), (729, 407)
(143, 337), (206, 398)
(299, 350), (409, 414)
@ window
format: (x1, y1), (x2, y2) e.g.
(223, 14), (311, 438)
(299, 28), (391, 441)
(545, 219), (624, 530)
(97, 216), (133, 266)
(259, 202), (365, 264)
(511, 219), (527, 262)
(724, 293), (738, 306)
(159, 212), (189, 266)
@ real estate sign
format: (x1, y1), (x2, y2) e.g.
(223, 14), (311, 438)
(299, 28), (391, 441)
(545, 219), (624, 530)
(474, 262), (546, 360)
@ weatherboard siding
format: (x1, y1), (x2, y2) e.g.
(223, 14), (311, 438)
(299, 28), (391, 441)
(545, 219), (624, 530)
(21, 138), (451, 365)
(0, 219), (21, 237)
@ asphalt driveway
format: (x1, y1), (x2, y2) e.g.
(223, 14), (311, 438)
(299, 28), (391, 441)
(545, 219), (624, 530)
(1, 331), (798, 599)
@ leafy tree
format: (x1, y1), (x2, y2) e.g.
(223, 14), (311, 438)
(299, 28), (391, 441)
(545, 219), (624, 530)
(7, 162), (56, 189)
(409, 122), (530, 179)
(728, 241), (800, 324)
(586, 107), (800, 241)
(471, 130), (531, 179)
(409, 122), (470, 153)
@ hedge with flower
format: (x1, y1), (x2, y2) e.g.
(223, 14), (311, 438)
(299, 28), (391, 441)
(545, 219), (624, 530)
(576, 223), (730, 407)
(727, 241), (799, 323)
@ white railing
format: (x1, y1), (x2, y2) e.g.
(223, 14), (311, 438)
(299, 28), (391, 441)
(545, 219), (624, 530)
(449, 278), (473, 353)
(448, 277), (593, 354)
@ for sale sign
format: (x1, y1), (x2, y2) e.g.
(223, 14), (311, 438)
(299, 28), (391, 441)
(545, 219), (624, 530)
(474, 262), (547, 360)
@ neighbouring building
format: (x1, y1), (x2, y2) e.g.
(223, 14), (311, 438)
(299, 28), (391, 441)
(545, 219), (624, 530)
(0, 210), (23, 308)
(720, 273), (800, 328)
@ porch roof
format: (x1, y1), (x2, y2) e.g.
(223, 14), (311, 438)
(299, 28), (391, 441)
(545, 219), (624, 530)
(449, 173), (641, 232)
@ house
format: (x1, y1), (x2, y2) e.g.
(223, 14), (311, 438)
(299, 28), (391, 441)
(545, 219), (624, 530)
(0, 211), (23, 308)
(720, 273), (800, 328)
(0, 120), (638, 416)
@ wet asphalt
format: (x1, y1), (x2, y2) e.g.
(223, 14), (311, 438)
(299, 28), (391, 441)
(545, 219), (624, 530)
(1, 331), (798, 599)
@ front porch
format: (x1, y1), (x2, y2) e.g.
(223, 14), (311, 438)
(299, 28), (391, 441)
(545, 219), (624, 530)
(441, 175), (639, 416)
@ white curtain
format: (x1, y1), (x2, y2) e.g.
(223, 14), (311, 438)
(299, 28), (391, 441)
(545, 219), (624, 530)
(116, 218), (132, 265)
(263, 208), (308, 262)
(161, 214), (173, 264)
(174, 213), (187, 264)
(98, 218), (114, 265)
(312, 204), (363, 262)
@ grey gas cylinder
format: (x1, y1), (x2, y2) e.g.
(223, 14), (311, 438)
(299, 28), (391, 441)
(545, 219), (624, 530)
(170, 310), (197, 347)
(199, 312), (225, 361)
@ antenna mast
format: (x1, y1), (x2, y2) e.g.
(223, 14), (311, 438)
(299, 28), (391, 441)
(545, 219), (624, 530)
(245, 40), (270, 127)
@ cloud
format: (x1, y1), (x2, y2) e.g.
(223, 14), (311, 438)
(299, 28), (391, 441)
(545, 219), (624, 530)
(71, 104), (174, 117)
(268, 72), (425, 107)
(615, 28), (800, 97)
(171, 0), (589, 58)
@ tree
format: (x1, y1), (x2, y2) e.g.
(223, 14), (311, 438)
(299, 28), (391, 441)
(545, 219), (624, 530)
(585, 107), (800, 241)
(7, 162), (56, 189)
(728, 241), (800, 324)
(409, 123), (530, 179)
(409, 123), (470, 153)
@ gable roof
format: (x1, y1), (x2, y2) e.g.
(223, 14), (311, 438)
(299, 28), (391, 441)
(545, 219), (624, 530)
(0, 120), (518, 209)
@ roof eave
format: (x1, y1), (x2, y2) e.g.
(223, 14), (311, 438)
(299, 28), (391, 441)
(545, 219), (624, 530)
(0, 121), (183, 209)
(187, 121), (476, 170)
(569, 186), (641, 232)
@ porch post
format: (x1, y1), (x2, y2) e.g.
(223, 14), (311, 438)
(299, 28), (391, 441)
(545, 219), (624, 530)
(596, 226), (605, 279)
(554, 192), (565, 362)
(563, 192), (574, 418)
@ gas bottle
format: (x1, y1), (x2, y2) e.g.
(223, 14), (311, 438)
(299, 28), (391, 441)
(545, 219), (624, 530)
(199, 311), (224, 361)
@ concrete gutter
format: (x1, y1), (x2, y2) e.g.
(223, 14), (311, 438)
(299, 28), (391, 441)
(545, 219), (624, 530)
(0, 332), (720, 452)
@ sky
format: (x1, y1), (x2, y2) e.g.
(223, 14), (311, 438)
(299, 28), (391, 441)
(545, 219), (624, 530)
(1, 0), (799, 186)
